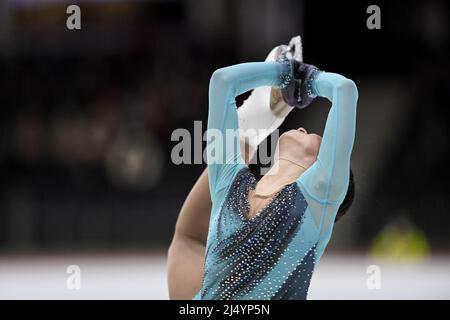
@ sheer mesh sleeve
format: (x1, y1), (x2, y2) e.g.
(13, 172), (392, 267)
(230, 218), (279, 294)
(207, 61), (291, 199)
(297, 72), (358, 205)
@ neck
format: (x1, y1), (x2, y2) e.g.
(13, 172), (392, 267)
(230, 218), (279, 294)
(254, 158), (308, 197)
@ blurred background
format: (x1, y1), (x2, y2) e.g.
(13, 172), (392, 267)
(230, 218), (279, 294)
(0, 0), (449, 299)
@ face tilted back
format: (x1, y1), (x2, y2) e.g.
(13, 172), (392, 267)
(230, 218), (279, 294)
(276, 129), (322, 169)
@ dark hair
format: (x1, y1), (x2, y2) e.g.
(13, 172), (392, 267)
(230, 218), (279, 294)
(335, 168), (355, 222)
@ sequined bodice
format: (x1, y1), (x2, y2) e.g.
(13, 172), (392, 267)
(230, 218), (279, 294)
(200, 167), (317, 300)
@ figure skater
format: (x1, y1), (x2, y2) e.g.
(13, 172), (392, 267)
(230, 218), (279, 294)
(167, 36), (358, 300)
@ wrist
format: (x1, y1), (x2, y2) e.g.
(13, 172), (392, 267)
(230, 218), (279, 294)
(305, 67), (322, 98)
(276, 58), (293, 89)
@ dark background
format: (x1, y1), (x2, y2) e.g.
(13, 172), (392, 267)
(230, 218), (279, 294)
(0, 0), (448, 253)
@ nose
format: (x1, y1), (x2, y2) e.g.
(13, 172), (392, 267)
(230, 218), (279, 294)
(297, 127), (307, 134)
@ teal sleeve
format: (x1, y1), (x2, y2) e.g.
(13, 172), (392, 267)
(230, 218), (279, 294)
(297, 72), (358, 206)
(207, 61), (291, 200)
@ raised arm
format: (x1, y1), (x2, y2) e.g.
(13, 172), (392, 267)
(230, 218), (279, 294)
(167, 144), (253, 300)
(168, 62), (290, 299)
(207, 61), (291, 197)
(298, 71), (358, 205)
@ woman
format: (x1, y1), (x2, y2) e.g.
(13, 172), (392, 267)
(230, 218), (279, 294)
(167, 41), (358, 300)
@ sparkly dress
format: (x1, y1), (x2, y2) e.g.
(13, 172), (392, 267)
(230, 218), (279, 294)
(193, 62), (358, 300)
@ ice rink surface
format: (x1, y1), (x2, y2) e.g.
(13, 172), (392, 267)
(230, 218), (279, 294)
(1, 252), (449, 299)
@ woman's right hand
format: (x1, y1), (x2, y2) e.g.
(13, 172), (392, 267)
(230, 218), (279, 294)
(281, 60), (321, 110)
